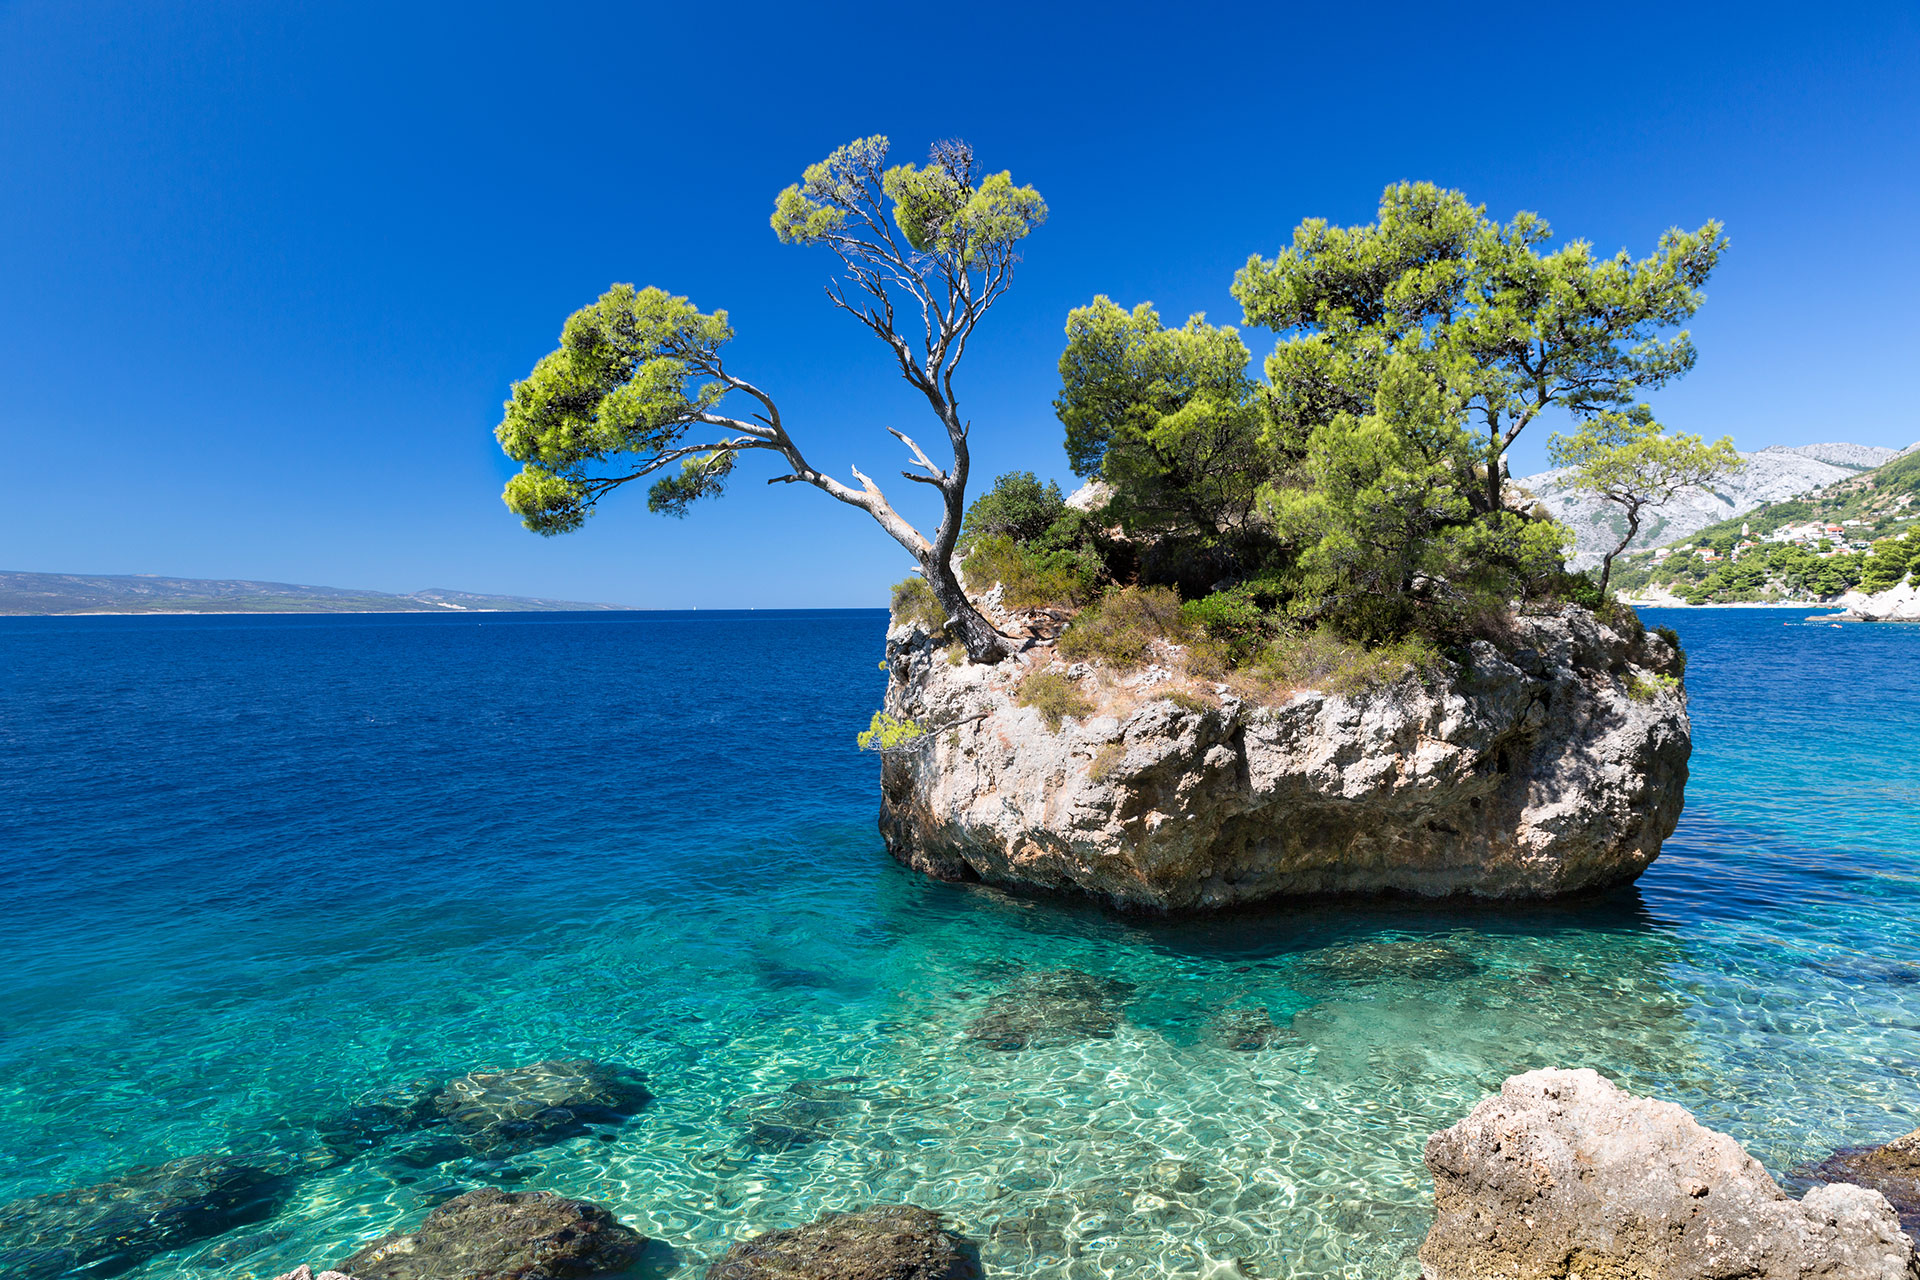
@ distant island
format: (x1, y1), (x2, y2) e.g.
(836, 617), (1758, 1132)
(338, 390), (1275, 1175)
(0, 571), (630, 616)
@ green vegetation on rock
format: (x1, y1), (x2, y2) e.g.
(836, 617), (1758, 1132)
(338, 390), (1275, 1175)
(949, 183), (1724, 683)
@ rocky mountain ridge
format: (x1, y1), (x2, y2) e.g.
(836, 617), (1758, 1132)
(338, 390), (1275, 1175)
(1517, 442), (1913, 569)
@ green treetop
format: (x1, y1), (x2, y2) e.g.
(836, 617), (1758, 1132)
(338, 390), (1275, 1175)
(1046, 183), (1724, 643)
(1234, 182), (1726, 514)
(1548, 413), (1743, 594)
(495, 136), (1045, 663)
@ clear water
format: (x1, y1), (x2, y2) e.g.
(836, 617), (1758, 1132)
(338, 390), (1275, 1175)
(2, 607), (1917, 1279)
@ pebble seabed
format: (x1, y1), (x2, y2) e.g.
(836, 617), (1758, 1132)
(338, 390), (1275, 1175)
(1, 608), (1917, 1279)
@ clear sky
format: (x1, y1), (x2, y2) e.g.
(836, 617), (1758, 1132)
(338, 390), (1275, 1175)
(2, 1), (1915, 608)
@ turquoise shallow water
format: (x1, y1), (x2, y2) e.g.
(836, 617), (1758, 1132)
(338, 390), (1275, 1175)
(2, 607), (1917, 1279)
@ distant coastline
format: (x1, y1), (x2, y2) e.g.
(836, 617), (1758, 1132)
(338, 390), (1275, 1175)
(0, 570), (631, 616)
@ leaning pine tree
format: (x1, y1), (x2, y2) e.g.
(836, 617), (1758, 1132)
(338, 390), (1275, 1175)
(493, 137), (1046, 663)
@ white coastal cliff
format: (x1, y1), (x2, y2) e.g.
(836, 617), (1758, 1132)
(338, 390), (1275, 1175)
(877, 607), (1690, 909)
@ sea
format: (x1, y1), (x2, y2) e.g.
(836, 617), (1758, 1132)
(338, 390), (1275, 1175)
(1, 607), (1916, 1279)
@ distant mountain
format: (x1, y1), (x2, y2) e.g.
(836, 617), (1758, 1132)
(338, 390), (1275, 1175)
(1517, 445), (1871, 569)
(1779, 442), (1903, 470)
(1611, 447), (1920, 604)
(0, 571), (630, 615)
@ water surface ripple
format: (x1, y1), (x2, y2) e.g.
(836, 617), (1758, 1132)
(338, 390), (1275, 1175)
(2, 608), (1916, 1278)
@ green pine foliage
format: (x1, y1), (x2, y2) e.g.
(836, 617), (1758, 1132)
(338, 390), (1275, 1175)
(856, 712), (925, 751)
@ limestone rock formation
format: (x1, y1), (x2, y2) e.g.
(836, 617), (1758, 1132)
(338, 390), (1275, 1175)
(705, 1204), (977, 1280)
(0, 1152), (296, 1280)
(337, 1187), (644, 1280)
(879, 606), (1689, 909)
(1835, 581), (1920, 622)
(1421, 1068), (1919, 1280)
(1802, 1125), (1920, 1235)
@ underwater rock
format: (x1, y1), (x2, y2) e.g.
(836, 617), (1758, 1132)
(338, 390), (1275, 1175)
(0, 1152), (295, 1280)
(1295, 937), (1481, 984)
(964, 968), (1135, 1050)
(879, 606), (1690, 908)
(273, 1267), (358, 1280)
(432, 1059), (652, 1155)
(338, 1187), (644, 1280)
(732, 1080), (863, 1153)
(1421, 1068), (1919, 1280)
(706, 1204), (977, 1280)
(1206, 1006), (1288, 1051)
(320, 1060), (650, 1162)
(317, 1084), (443, 1158)
(1800, 1125), (1920, 1235)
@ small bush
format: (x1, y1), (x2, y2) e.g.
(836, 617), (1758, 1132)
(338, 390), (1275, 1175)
(1651, 624), (1687, 677)
(1088, 741), (1127, 781)
(856, 711), (925, 751)
(943, 642), (966, 666)
(890, 576), (947, 633)
(1628, 672), (1679, 703)
(1058, 585), (1188, 668)
(962, 533), (1099, 609)
(1256, 628), (1442, 697)
(1595, 595), (1645, 641)
(1016, 671), (1096, 731)
(1163, 689), (1212, 714)
(961, 471), (1067, 547)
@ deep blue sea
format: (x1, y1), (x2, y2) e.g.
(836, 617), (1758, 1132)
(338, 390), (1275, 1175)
(2, 607), (1917, 1279)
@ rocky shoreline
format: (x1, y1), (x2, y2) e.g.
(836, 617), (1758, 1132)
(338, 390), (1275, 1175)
(878, 605), (1691, 910)
(6, 1047), (1914, 1280)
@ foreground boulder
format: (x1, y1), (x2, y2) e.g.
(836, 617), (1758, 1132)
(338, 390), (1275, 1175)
(0, 1152), (294, 1280)
(337, 1187), (643, 1280)
(1421, 1069), (1918, 1280)
(1802, 1126), (1920, 1235)
(706, 1204), (976, 1280)
(879, 607), (1689, 909)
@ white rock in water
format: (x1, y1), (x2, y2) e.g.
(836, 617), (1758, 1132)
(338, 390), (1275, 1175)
(878, 606), (1690, 908)
(1421, 1069), (1918, 1280)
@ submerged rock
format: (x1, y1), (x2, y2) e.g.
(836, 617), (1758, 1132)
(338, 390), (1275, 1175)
(317, 1083), (443, 1158)
(879, 607), (1689, 908)
(320, 1059), (651, 1161)
(273, 1268), (359, 1280)
(706, 1204), (977, 1280)
(338, 1187), (644, 1280)
(0, 1152), (294, 1280)
(1295, 937), (1481, 984)
(731, 1080), (864, 1153)
(1206, 1006), (1288, 1051)
(964, 969), (1135, 1050)
(1421, 1068), (1918, 1280)
(432, 1059), (652, 1154)
(1801, 1125), (1920, 1235)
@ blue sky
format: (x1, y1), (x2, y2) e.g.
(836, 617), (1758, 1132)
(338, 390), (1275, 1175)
(2, 1), (1915, 608)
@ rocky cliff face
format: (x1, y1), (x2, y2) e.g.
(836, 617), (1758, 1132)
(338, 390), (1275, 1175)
(878, 607), (1690, 910)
